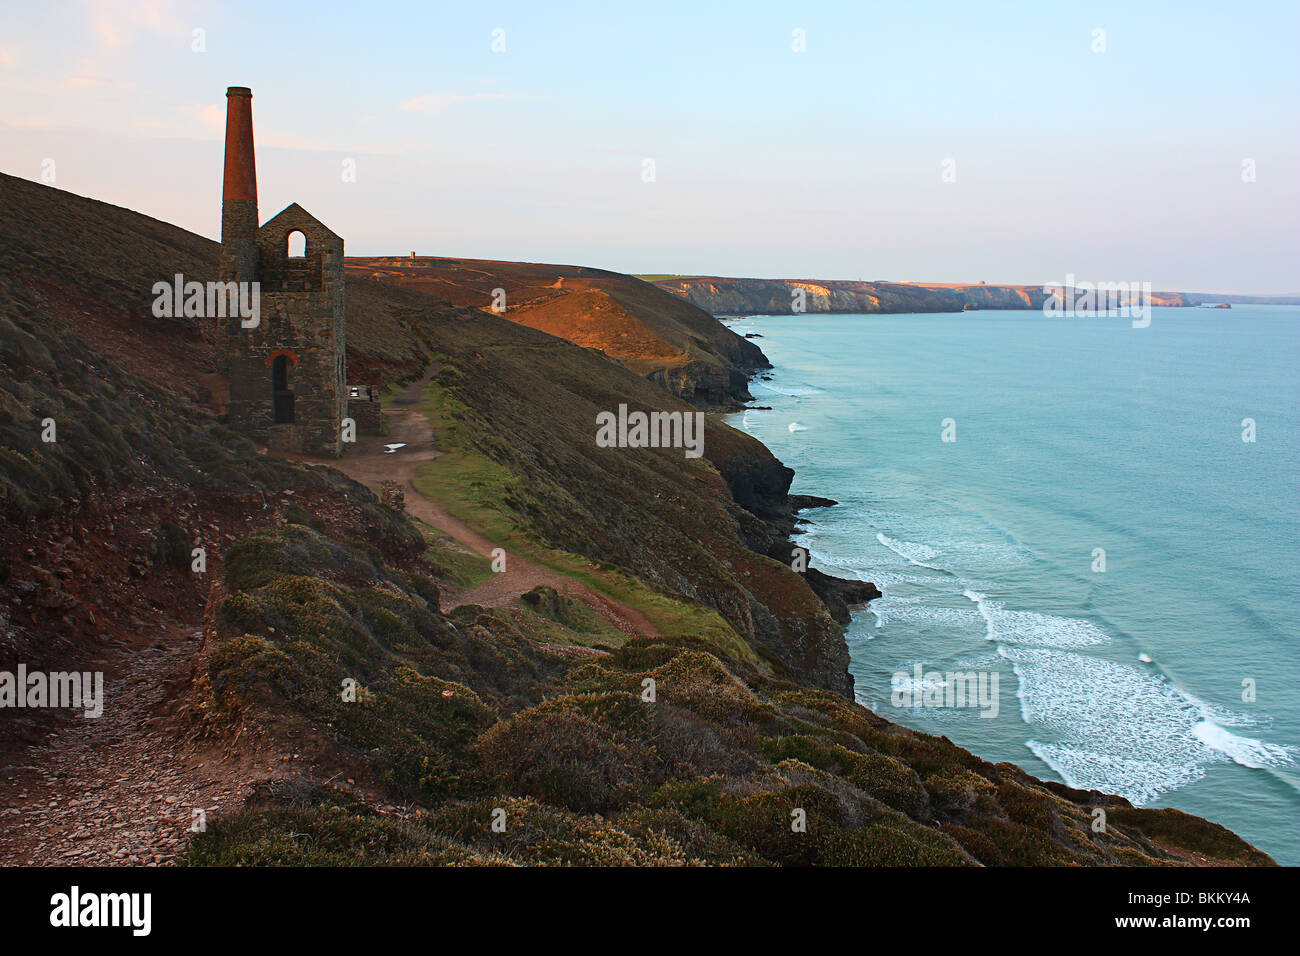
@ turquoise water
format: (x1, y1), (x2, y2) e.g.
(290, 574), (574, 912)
(724, 307), (1300, 865)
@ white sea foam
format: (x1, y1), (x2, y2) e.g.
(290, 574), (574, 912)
(801, 542), (883, 584)
(869, 555), (1292, 804)
(749, 380), (824, 397)
(952, 653), (1003, 671)
(1176, 687), (1267, 729)
(1027, 741), (1208, 805)
(860, 517), (1031, 573)
(788, 421), (809, 432)
(891, 669), (952, 697)
(1138, 652), (1153, 663)
(963, 590), (1109, 647)
(887, 666), (976, 724)
(866, 569), (955, 589)
(1004, 645), (1296, 805)
(870, 595), (981, 629)
(876, 532), (944, 570)
(1008, 647), (1209, 803)
(1193, 719), (1297, 768)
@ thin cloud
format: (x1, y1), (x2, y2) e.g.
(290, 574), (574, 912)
(65, 74), (138, 90)
(172, 102), (427, 154)
(400, 92), (506, 115)
(84, 0), (187, 48)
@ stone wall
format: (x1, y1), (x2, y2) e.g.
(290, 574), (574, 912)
(347, 397), (383, 435)
(224, 203), (347, 458)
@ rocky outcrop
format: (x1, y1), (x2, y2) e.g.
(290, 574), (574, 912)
(804, 568), (881, 625)
(791, 494), (838, 510)
(701, 419), (883, 684)
(646, 362), (760, 408)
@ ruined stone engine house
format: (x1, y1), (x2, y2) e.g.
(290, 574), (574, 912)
(217, 85), (377, 457)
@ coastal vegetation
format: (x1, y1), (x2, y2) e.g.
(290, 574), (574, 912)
(0, 171), (1275, 866)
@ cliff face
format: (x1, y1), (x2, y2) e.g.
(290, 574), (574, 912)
(652, 276), (1193, 315)
(0, 172), (1275, 867)
(346, 257), (769, 407)
(0, 172), (853, 700)
(412, 309), (858, 696)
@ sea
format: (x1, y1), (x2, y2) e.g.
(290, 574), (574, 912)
(723, 306), (1300, 865)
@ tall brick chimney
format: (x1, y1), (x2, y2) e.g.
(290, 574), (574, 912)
(220, 86), (259, 283)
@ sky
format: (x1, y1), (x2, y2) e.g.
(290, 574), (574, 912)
(1, 0), (1297, 292)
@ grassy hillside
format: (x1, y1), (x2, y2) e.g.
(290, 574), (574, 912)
(0, 172), (1274, 866)
(347, 256), (769, 406)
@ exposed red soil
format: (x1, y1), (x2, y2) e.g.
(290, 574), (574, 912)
(346, 256), (684, 362)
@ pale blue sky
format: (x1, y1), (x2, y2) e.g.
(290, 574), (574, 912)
(1, 0), (1296, 291)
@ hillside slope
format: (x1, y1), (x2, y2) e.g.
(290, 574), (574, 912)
(0, 172), (1273, 867)
(348, 256), (768, 406)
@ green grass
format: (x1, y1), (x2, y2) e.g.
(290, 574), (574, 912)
(508, 587), (627, 648)
(410, 380), (761, 670)
(412, 517), (493, 590)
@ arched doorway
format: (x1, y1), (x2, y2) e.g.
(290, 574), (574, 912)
(272, 354), (295, 423)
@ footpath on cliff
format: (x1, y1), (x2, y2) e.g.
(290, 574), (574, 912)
(324, 366), (661, 639)
(0, 365), (661, 868)
(0, 622), (295, 866)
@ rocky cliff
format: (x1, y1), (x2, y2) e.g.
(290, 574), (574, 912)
(0, 172), (1274, 867)
(652, 276), (1194, 315)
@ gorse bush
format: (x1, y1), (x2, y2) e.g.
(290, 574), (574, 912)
(191, 520), (1274, 866)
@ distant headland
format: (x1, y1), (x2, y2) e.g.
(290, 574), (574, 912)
(643, 275), (1300, 316)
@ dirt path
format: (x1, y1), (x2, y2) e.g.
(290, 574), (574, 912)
(0, 369), (657, 867)
(0, 628), (283, 866)
(330, 370), (660, 639)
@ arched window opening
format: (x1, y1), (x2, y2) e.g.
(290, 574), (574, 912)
(272, 355), (295, 424)
(287, 230), (307, 258)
